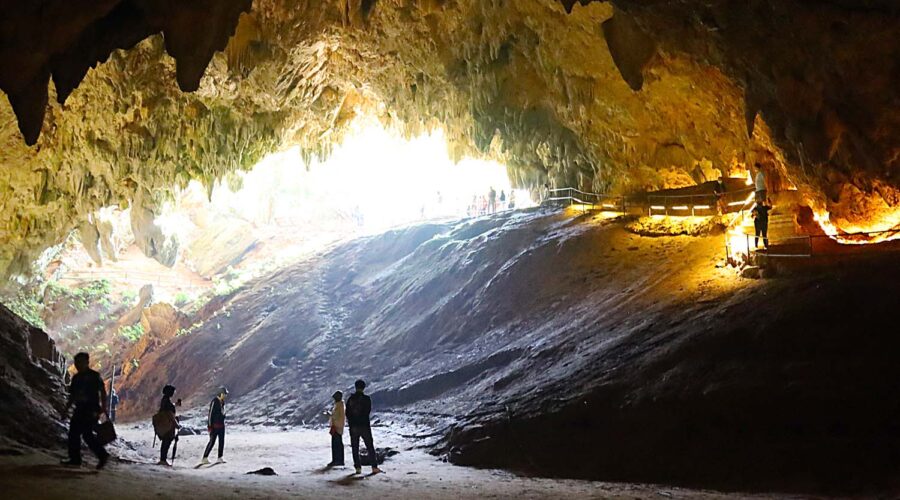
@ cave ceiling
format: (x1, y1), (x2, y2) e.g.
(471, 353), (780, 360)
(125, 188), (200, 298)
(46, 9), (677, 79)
(1, 0), (899, 277)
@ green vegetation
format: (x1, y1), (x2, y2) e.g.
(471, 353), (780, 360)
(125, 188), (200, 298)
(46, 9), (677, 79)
(2, 290), (46, 329)
(119, 323), (145, 342)
(71, 279), (112, 311)
(93, 342), (111, 356)
(212, 266), (249, 297)
(46, 279), (113, 312)
(121, 289), (138, 305)
(177, 320), (204, 337)
(174, 291), (191, 306)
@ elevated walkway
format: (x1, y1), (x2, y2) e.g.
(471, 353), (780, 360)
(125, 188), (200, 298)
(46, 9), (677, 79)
(545, 179), (754, 217)
(545, 186), (900, 266)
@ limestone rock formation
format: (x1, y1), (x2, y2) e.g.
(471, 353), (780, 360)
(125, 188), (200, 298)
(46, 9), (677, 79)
(185, 217), (258, 278)
(130, 197), (179, 268)
(120, 302), (186, 380)
(1, 1), (899, 276)
(77, 220), (104, 266)
(116, 284), (154, 329)
(0, 304), (67, 447)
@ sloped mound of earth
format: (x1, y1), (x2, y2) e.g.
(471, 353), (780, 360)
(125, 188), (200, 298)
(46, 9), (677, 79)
(120, 209), (900, 493)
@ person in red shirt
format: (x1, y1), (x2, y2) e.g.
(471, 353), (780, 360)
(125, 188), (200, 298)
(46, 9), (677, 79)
(199, 387), (228, 465)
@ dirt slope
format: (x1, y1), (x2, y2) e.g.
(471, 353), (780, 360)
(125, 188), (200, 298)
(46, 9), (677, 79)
(119, 208), (900, 493)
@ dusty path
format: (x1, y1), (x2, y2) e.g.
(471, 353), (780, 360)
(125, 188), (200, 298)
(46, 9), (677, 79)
(0, 426), (799, 500)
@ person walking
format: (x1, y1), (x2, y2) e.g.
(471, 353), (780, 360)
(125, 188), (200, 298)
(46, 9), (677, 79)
(752, 199), (772, 249)
(327, 391), (345, 467)
(155, 385), (179, 466)
(199, 387), (228, 465)
(61, 352), (110, 469)
(346, 380), (381, 475)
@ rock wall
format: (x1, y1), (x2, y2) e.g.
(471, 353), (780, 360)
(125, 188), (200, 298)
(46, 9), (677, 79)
(1, 1), (899, 276)
(0, 303), (67, 447)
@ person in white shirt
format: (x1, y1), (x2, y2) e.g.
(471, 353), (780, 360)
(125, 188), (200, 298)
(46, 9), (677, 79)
(327, 391), (345, 467)
(754, 163), (767, 202)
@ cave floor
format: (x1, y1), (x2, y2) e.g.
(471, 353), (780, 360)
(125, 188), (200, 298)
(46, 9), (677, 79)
(0, 425), (802, 500)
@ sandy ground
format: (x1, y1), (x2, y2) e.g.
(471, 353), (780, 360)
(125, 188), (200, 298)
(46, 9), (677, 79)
(0, 425), (803, 500)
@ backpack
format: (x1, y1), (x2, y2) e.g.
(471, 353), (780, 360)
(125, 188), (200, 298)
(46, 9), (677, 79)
(152, 410), (177, 439)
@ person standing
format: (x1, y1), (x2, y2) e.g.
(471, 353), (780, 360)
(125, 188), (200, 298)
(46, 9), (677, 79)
(499, 190), (507, 210)
(754, 163), (767, 203)
(199, 387), (228, 465)
(62, 352), (110, 469)
(488, 187), (497, 214)
(327, 391), (345, 467)
(156, 385), (179, 466)
(346, 380), (381, 475)
(109, 389), (119, 423)
(752, 199), (772, 249)
(713, 174), (728, 215)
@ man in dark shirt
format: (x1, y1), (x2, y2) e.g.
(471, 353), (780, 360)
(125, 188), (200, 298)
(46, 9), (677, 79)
(752, 199), (772, 249)
(346, 379), (381, 475)
(158, 385), (178, 466)
(200, 387), (228, 465)
(62, 352), (110, 469)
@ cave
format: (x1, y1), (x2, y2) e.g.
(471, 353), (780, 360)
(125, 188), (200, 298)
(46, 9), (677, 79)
(2, 1), (900, 498)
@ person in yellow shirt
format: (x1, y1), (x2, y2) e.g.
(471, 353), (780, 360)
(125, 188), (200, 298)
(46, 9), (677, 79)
(327, 391), (345, 467)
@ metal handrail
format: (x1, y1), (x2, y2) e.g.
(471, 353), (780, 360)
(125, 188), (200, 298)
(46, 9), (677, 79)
(58, 269), (210, 289)
(728, 227), (900, 263)
(646, 186), (754, 201)
(545, 187), (627, 213)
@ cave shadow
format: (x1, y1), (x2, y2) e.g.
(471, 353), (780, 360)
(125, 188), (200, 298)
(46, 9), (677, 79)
(310, 464), (339, 475)
(2, 463), (99, 480)
(327, 473), (365, 486)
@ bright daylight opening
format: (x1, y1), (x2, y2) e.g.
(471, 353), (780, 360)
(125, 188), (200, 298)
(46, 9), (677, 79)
(54, 116), (534, 305)
(193, 116), (534, 235)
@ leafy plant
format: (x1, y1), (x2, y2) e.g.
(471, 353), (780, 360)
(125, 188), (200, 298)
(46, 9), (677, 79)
(119, 323), (145, 342)
(2, 292), (46, 329)
(71, 279), (112, 311)
(121, 290), (138, 305)
(47, 279), (113, 312)
(177, 320), (203, 337)
(174, 292), (191, 306)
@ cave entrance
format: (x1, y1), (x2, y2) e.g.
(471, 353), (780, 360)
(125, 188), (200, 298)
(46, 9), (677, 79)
(34, 114), (534, 365)
(224, 115), (535, 235)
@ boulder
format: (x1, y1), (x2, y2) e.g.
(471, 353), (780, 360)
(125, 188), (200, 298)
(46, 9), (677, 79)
(741, 266), (761, 279)
(120, 303), (187, 379)
(116, 284), (155, 329)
